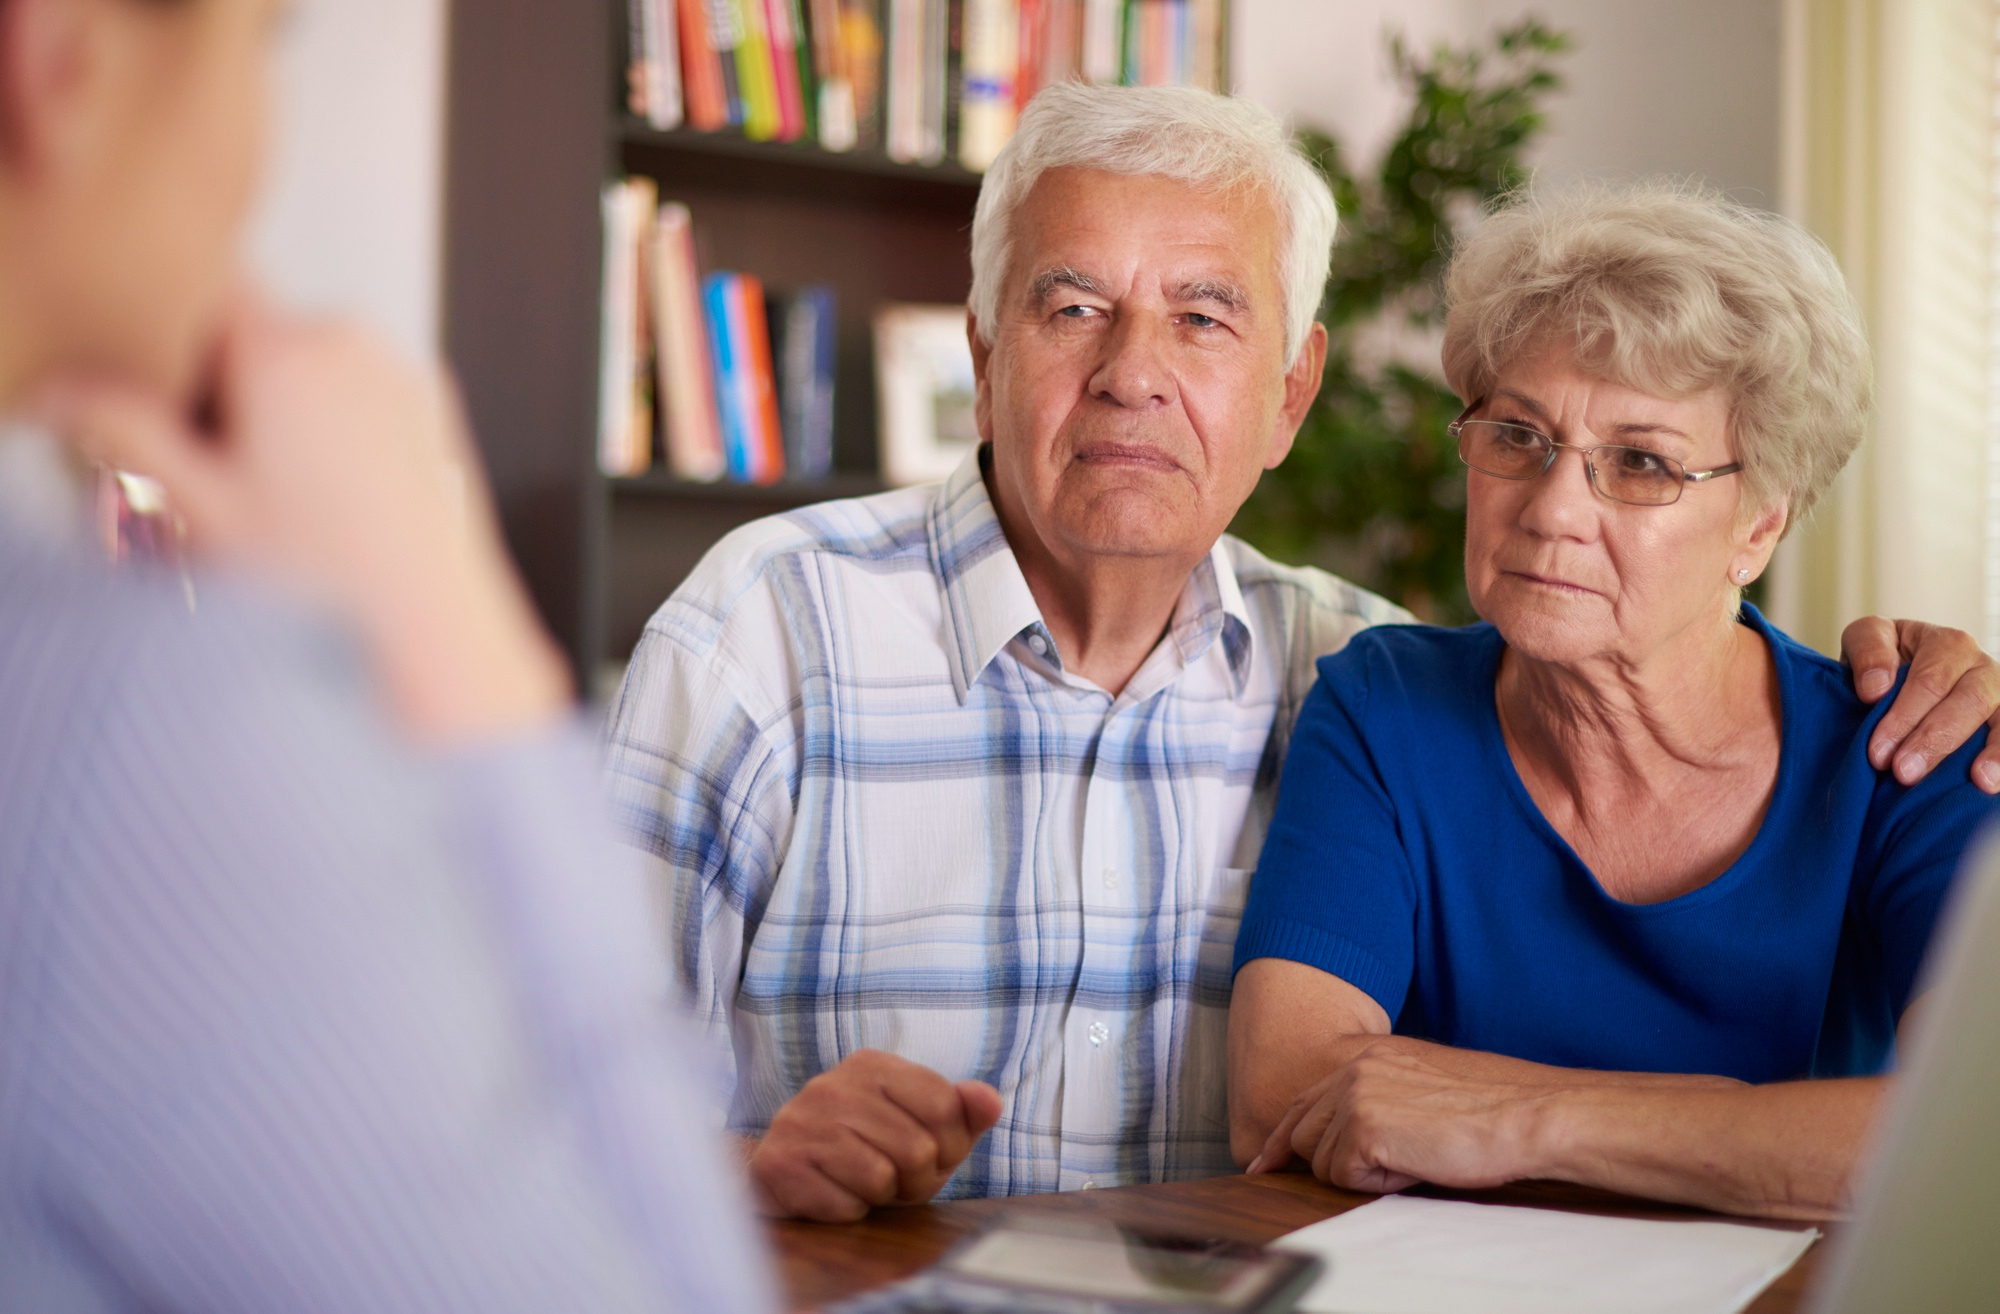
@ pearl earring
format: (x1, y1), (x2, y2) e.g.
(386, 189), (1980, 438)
(1737, 569), (1751, 582)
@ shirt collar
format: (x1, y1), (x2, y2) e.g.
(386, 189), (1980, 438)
(928, 447), (1257, 704)
(1174, 539), (1257, 697)
(929, 449), (1046, 703)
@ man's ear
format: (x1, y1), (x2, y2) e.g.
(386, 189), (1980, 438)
(1267, 320), (1326, 470)
(967, 308), (994, 445)
(0, 0), (96, 176)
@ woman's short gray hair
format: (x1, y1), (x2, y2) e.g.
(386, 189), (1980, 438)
(969, 82), (1337, 366)
(1441, 179), (1871, 526)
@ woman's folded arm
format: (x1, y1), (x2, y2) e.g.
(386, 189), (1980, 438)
(1231, 957), (1902, 1219)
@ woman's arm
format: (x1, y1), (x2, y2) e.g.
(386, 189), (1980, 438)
(1232, 959), (1894, 1220)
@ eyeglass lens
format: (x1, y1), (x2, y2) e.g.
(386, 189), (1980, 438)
(1455, 421), (1687, 506)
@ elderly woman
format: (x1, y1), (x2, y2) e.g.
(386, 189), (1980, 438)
(1227, 182), (2000, 1221)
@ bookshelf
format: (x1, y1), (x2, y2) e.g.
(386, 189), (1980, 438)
(444, 1), (1228, 684)
(443, 0), (981, 683)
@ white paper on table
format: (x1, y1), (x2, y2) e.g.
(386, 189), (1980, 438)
(1271, 1195), (1818, 1314)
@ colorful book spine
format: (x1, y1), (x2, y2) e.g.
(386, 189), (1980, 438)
(702, 0), (748, 126)
(842, 0), (886, 149)
(734, 0), (783, 139)
(885, 0), (924, 161)
(1190, 0), (1221, 91)
(680, 0), (729, 128)
(1080, 0), (1120, 83)
(778, 285), (838, 479)
(597, 179), (659, 478)
(1015, 0), (1044, 111)
(703, 273), (755, 482)
(649, 0), (687, 127)
(809, 0), (859, 149)
(652, 204), (726, 482)
(958, 0), (1017, 171)
(918, 0), (950, 163)
(737, 275), (788, 483)
(763, 0), (809, 141)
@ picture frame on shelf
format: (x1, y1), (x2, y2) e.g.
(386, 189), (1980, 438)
(873, 302), (978, 487)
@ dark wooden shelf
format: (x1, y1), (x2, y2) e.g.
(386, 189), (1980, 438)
(609, 471), (889, 504)
(618, 119), (984, 186)
(619, 121), (982, 211)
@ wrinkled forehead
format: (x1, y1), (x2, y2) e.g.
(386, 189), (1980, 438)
(1485, 329), (1741, 430)
(1006, 166), (1284, 292)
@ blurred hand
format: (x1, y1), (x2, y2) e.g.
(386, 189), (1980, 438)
(748, 1050), (1003, 1222)
(1841, 617), (2000, 794)
(32, 291), (569, 743)
(1245, 1046), (1542, 1195)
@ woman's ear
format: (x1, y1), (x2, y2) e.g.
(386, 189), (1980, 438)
(1729, 498), (1789, 586)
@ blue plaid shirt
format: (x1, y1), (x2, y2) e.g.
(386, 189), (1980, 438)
(603, 453), (1407, 1196)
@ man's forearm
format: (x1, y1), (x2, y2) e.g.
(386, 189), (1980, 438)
(1529, 1076), (1887, 1220)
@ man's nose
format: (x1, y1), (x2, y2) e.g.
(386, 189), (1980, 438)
(1087, 313), (1176, 410)
(1515, 445), (1602, 541)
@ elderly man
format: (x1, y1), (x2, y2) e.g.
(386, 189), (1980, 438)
(603, 83), (2000, 1222)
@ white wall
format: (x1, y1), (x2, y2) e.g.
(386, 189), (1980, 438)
(245, 0), (450, 361)
(1235, 0), (1783, 202)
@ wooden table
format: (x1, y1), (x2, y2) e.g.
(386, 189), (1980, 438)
(772, 1173), (1824, 1312)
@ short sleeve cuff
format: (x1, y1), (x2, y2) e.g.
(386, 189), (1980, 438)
(1233, 917), (1408, 1021)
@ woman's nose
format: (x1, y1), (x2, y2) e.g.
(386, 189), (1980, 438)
(1515, 445), (1602, 538)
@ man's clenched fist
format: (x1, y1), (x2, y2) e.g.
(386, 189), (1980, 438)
(746, 1050), (1003, 1222)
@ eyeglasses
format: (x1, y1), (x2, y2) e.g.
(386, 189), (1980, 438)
(1449, 401), (1742, 507)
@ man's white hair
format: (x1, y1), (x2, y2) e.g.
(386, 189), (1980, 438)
(968, 82), (1337, 366)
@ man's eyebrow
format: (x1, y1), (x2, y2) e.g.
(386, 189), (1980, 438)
(1029, 267), (1109, 302)
(1170, 278), (1251, 312)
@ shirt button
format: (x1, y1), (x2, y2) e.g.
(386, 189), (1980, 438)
(1027, 634), (1049, 656)
(1088, 1021), (1110, 1047)
(1100, 868), (1118, 891)
(1081, 1179), (1100, 1190)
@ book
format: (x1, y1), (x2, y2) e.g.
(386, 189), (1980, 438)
(734, 0), (783, 139)
(701, 0), (748, 126)
(762, 0), (809, 141)
(680, 0), (730, 128)
(703, 272), (753, 481)
(920, 0), (950, 162)
(702, 272), (786, 484)
(651, 203), (727, 481)
(598, 178), (659, 478)
(958, 0), (1017, 171)
(738, 276), (788, 482)
(1080, 0), (1120, 83)
(1016, 0), (1044, 110)
(653, 0), (687, 127)
(885, 0), (925, 161)
(840, 0), (886, 148)
(809, 0), (858, 149)
(775, 285), (838, 480)
(1190, 0), (1221, 91)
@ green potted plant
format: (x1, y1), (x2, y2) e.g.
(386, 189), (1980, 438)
(1232, 20), (1571, 623)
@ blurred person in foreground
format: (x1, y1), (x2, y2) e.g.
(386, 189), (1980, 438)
(1231, 181), (2000, 1220)
(0, 0), (770, 1310)
(603, 83), (2000, 1221)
